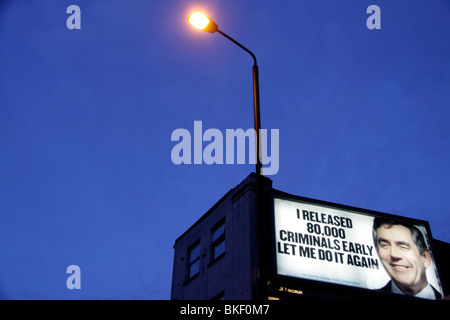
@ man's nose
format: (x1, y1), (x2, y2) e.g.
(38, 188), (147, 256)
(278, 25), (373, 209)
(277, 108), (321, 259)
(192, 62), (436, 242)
(389, 245), (402, 260)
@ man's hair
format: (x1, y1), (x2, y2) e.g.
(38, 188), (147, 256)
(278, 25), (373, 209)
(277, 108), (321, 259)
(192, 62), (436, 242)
(372, 217), (428, 254)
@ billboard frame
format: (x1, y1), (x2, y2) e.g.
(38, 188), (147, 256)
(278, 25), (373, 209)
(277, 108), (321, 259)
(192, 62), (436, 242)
(266, 189), (445, 300)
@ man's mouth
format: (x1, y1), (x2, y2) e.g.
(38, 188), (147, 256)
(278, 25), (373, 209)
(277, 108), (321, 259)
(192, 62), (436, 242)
(391, 264), (410, 271)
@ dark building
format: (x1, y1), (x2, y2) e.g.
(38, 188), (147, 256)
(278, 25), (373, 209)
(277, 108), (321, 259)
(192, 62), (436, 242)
(171, 173), (450, 300)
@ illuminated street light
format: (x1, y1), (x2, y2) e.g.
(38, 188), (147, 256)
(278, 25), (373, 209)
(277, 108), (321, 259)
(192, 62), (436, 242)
(188, 11), (218, 33)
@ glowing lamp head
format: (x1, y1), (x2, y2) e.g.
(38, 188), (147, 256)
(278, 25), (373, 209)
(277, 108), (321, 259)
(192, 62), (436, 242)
(188, 11), (218, 33)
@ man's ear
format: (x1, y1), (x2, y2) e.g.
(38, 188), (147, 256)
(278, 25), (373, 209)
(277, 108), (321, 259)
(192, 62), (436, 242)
(422, 249), (431, 269)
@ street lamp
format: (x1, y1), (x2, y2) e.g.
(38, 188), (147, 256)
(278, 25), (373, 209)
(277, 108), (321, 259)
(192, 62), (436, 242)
(188, 10), (266, 300)
(188, 11), (262, 179)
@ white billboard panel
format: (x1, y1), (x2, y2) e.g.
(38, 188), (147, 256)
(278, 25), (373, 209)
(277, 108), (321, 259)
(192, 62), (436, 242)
(273, 197), (444, 299)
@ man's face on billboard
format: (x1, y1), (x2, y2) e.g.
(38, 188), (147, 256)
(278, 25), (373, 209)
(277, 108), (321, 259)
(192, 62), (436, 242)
(376, 224), (431, 295)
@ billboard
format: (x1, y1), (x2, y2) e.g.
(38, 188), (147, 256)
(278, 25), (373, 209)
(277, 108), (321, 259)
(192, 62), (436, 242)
(273, 196), (444, 299)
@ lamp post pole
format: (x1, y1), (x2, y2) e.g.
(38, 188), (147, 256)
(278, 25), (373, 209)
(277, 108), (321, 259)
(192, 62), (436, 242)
(216, 30), (262, 178)
(188, 12), (266, 299)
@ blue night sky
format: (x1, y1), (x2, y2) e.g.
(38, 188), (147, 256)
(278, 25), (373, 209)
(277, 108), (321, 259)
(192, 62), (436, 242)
(1, 0), (449, 299)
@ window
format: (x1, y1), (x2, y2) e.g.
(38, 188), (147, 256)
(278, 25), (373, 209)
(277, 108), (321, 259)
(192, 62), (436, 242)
(211, 219), (225, 261)
(187, 241), (200, 279)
